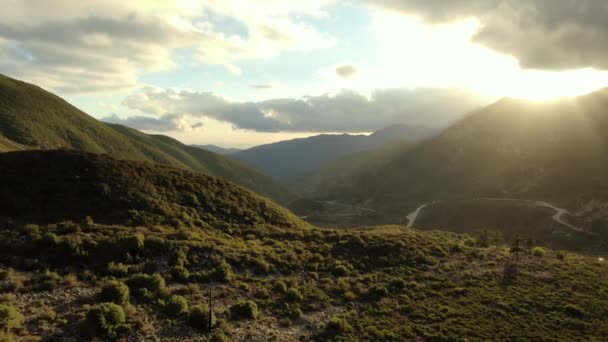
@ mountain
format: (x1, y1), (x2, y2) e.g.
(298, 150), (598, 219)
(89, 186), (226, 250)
(319, 89), (608, 227)
(288, 140), (413, 198)
(191, 144), (242, 155)
(0, 150), (304, 228)
(233, 124), (437, 180)
(0, 74), (291, 203)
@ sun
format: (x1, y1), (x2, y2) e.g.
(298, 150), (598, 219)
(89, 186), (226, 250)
(372, 11), (608, 101)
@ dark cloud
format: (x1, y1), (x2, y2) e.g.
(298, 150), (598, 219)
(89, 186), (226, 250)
(122, 86), (490, 132)
(335, 64), (358, 78)
(101, 113), (202, 132)
(372, 0), (608, 70)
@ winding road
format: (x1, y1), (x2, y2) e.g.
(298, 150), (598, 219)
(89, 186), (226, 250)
(406, 198), (583, 232)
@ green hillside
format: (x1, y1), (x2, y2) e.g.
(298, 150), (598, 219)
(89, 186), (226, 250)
(0, 150), (304, 229)
(0, 74), (292, 203)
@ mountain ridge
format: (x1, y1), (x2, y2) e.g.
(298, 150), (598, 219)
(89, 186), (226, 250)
(233, 124), (438, 180)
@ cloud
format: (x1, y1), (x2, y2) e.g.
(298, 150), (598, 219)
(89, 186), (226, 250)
(335, 64), (358, 78)
(370, 0), (608, 70)
(101, 113), (203, 132)
(122, 86), (491, 132)
(0, 1), (336, 93)
(250, 84), (275, 89)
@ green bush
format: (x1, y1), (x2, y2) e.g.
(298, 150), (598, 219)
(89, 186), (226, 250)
(164, 295), (189, 317)
(126, 273), (166, 299)
(320, 317), (353, 341)
(82, 303), (129, 339)
(209, 261), (233, 283)
(210, 331), (231, 342)
(230, 301), (258, 320)
(532, 247), (547, 257)
(272, 281), (287, 294)
(171, 265), (190, 283)
(285, 288), (304, 302)
(0, 305), (23, 332)
(107, 262), (130, 277)
(188, 305), (215, 331)
(332, 265), (349, 277)
(98, 281), (130, 305)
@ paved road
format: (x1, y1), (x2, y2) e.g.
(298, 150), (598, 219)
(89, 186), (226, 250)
(406, 198), (583, 232)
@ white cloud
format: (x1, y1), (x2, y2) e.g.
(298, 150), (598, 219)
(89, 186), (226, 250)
(0, 1), (336, 93)
(121, 86), (491, 132)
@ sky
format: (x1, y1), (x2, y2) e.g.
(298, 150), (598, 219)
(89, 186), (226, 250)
(1, 0), (608, 148)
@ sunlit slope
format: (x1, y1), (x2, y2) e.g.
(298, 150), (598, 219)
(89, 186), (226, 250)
(322, 89), (608, 213)
(0, 74), (292, 203)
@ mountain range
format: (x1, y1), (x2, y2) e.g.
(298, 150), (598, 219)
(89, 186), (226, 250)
(232, 124), (437, 180)
(191, 144), (242, 155)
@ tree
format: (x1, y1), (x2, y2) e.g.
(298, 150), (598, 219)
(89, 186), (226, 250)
(511, 235), (522, 262)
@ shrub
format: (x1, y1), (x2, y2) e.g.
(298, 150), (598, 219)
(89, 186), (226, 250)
(98, 281), (130, 305)
(188, 305), (215, 331)
(230, 301), (258, 320)
(36, 270), (62, 290)
(0, 269), (13, 282)
(272, 281), (288, 294)
(0, 305), (23, 332)
(532, 247), (547, 258)
(62, 273), (79, 287)
(81, 303), (130, 339)
(563, 304), (586, 318)
(320, 317), (353, 340)
(171, 265), (190, 283)
(332, 265), (349, 277)
(210, 331), (231, 342)
(209, 261), (233, 283)
(107, 262), (130, 277)
(285, 288), (304, 302)
(164, 295), (189, 317)
(389, 278), (406, 290)
(126, 273), (166, 299)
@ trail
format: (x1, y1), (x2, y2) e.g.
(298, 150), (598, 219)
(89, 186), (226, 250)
(406, 202), (437, 228)
(406, 198), (583, 232)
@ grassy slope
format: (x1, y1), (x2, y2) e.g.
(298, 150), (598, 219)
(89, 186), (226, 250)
(0, 222), (607, 340)
(0, 150), (305, 229)
(0, 74), (292, 203)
